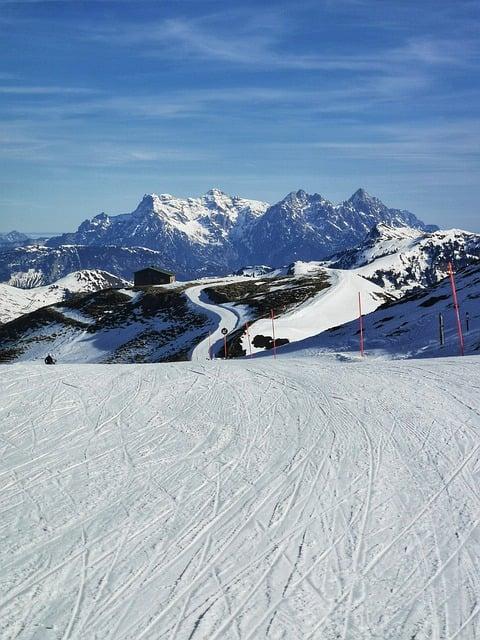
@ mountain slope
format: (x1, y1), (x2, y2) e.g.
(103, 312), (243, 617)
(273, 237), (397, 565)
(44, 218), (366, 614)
(0, 244), (168, 287)
(49, 189), (268, 249)
(246, 188), (436, 265)
(239, 264), (389, 355)
(1, 357), (480, 638)
(46, 190), (269, 277)
(330, 223), (480, 295)
(0, 230), (31, 247)
(275, 263), (480, 360)
(0, 282), (216, 364)
(0, 269), (336, 363)
(0, 270), (129, 324)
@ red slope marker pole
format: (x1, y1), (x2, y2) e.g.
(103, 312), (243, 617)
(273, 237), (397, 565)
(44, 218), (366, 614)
(358, 292), (365, 357)
(271, 309), (277, 359)
(245, 322), (252, 357)
(448, 261), (465, 356)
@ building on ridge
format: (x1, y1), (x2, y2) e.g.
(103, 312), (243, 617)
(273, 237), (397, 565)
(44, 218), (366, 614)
(134, 267), (175, 286)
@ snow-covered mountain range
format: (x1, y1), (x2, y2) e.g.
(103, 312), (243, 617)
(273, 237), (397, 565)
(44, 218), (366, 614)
(2, 217), (480, 361)
(0, 244), (164, 287)
(1, 186), (479, 365)
(0, 270), (129, 324)
(244, 188), (437, 266)
(50, 190), (268, 248)
(25, 188), (435, 281)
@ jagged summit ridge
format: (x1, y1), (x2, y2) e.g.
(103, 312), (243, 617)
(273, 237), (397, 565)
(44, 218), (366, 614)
(35, 188), (438, 279)
(243, 189), (437, 266)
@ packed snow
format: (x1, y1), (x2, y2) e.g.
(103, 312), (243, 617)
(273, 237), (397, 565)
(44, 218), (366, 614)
(242, 269), (387, 354)
(277, 263), (480, 361)
(1, 356), (480, 639)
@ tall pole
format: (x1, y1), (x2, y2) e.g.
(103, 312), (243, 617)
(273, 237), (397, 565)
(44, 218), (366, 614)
(270, 309), (277, 359)
(448, 261), (465, 356)
(224, 334), (228, 360)
(439, 313), (445, 347)
(358, 292), (365, 357)
(245, 322), (252, 357)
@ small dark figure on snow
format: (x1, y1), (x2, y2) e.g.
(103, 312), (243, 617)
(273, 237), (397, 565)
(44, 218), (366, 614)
(44, 354), (56, 365)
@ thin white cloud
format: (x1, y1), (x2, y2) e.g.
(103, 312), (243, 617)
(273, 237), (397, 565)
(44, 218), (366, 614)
(86, 15), (479, 74)
(262, 119), (480, 173)
(0, 85), (93, 94)
(0, 73), (466, 125)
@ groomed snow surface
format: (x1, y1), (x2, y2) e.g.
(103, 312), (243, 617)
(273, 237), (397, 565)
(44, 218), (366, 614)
(243, 269), (386, 355)
(2, 357), (480, 639)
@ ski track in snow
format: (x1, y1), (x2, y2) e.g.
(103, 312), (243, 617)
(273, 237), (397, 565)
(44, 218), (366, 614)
(1, 358), (480, 639)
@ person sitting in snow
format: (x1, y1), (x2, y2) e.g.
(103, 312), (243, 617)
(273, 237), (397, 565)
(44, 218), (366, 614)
(44, 354), (56, 365)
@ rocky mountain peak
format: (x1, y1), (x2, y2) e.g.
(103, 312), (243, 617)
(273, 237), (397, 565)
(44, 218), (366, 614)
(347, 188), (384, 209)
(204, 188), (228, 198)
(43, 188), (438, 278)
(136, 193), (162, 210)
(281, 189), (310, 205)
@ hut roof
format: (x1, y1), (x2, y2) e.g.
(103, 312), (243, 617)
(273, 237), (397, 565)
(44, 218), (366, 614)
(134, 266), (175, 276)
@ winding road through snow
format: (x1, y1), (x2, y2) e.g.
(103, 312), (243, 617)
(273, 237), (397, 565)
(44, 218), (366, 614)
(186, 269), (387, 360)
(186, 283), (240, 360)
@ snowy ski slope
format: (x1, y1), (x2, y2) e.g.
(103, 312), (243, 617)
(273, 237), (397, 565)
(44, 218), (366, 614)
(1, 357), (480, 639)
(273, 264), (480, 361)
(185, 267), (387, 360)
(242, 269), (386, 355)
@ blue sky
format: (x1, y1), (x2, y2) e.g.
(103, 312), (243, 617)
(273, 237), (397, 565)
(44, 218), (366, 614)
(0, 0), (479, 232)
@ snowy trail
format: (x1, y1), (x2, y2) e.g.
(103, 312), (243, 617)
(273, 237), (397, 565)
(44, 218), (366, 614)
(186, 284), (240, 360)
(244, 269), (386, 354)
(1, 357), (480, 639)
(186, 269), (386, 361)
